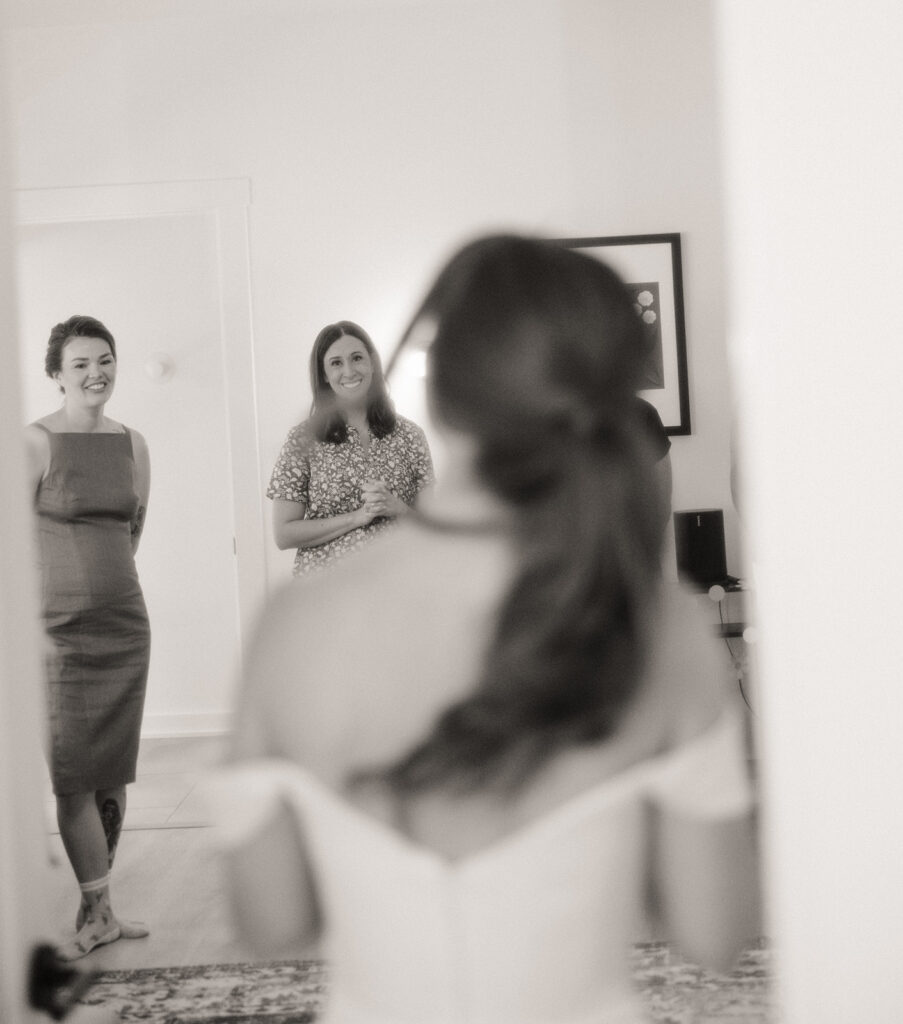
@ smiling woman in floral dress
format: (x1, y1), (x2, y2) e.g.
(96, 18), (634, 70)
(268, 321), (434, 576)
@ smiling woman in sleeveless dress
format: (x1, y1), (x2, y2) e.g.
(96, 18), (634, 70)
(24, 315), (151, 961)
(212, 236), (761, 1024)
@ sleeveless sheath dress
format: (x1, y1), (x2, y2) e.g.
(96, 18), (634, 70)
(33, 425), (151, 795)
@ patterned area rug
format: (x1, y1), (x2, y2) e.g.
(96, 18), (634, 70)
(79, 943), (777, 1023)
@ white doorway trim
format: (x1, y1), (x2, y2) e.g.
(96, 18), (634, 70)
(15, 179), (267, 695)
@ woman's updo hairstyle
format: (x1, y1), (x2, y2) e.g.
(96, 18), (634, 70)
(45, 315), (117, 392)
(308, 320), (396, 442)
(375, 234), (665, 795)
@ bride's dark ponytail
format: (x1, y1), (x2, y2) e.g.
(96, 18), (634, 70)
(375, 235), (666, 794)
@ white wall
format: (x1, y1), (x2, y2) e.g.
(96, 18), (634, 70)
(717, 3), (903, 1021)
(6, 0), (734, 590)
(557, 0), (735, 574)
(561, 0), (733, 506)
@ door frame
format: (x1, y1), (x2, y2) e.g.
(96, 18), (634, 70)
(14, 179), (268, 689)
(0, 144), (55, 1024)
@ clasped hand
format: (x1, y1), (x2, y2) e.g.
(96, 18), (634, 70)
(360, 479), (404, 520)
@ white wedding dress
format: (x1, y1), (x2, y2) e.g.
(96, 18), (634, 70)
(211, 706), (753, 1024)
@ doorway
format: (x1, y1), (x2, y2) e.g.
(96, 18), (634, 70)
(14, 179), (267, 736)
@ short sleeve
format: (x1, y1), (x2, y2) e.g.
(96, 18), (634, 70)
(267, 425), (311, 503)
(646, 706), (755, 819)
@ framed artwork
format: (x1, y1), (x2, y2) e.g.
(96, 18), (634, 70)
(556, 232), (690, 435)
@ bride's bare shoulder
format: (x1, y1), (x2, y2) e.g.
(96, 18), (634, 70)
(244, 523), (511, 763)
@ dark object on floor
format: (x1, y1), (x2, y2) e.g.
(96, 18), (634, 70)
(29, 942), (99, 1020)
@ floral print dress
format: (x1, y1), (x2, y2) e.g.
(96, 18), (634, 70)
(267, 415), (434, 576)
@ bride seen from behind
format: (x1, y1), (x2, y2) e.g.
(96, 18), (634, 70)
(212, 234), (761, 1023)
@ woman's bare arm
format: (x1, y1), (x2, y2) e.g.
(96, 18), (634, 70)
(222, 795), (322, 957)
(130, 429), (150, 554)
(649, 801), (761, 973)
(220, 593), (323, 955)
(23, 424), (50, 500)
(643, 587), (762, 973)
(271, 497), (376, 550)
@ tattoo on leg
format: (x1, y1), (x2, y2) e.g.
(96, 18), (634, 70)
(100, 798), (123, 867)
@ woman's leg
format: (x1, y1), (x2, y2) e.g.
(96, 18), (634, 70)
(56, 791), (111, 885)
(95, 786), (126, 867)
(55, 792), (121, 960)
(73, 786), (148, 940)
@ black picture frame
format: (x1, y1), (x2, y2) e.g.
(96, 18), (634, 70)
(556, 232), (691, 435)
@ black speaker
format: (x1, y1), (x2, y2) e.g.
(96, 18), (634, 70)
(673, 509), (728, 589)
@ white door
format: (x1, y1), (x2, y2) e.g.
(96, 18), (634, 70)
(16, 213), (242, 733)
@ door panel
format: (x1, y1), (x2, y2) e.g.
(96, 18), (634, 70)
(16, 214), (242, 732)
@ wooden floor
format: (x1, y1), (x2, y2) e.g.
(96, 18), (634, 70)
(42, 735), (321, 971)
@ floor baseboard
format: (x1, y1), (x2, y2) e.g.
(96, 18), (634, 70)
(141, 712), (232, 739)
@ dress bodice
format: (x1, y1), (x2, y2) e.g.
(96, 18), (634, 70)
(208, 708), (753, 1024)
(34, 428), (139, 523)
(32, 428), (142, 608)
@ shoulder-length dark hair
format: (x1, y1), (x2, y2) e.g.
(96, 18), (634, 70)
(45, 315), (117, 391)
(367, 235), (665, 796)
(308, 320), (396, 442)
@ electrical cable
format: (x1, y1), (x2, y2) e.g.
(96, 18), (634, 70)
(719, 597), (754, 712)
